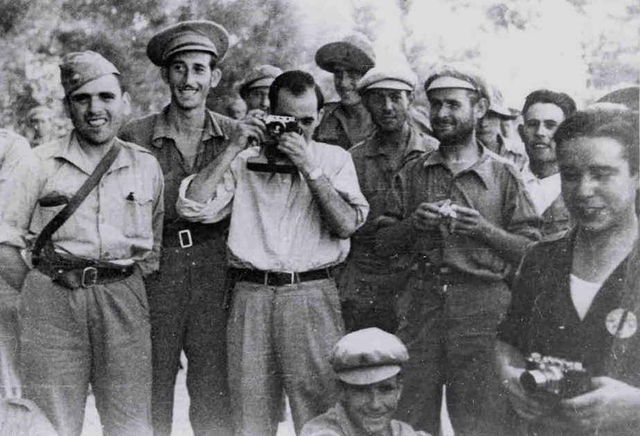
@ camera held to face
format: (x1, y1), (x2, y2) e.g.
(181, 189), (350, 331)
(520, 353), (592, 399)
(246, 115), (301, 174)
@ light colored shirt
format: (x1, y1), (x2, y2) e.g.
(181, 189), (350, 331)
(0, 132), (165, 274)
(526, 172), (562, 216)
(570, 274), (603, 320)
(177, 141), (369, 272)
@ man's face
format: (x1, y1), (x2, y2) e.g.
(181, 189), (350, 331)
(477, 111), (502, 147)
(272, 88), (320, 142)
(521, 103), (565, 166)
(558, 136), (638, 234)
(66, 74), (129, 147)
(363, 89), (411, 133)
(245, 86), (270, 112)
(163, 51), (220, 111)
(333, 66), (364, 106)
(428, 88), (485, 145)
(341, 376), (402, 436)
(26, 112), (54, 146)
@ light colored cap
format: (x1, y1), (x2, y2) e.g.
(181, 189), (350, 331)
(424, 64), (489, 99)
(315, 33), (376, 74)
(59, 51), (120, 95)
(426, 76), (477, 92)
(239, 64), (283, 98)
(329, 328), (409, 385)
(357, 66), (417, 93)
(486, 83), (516, 118)
(147, 20), (229, 66)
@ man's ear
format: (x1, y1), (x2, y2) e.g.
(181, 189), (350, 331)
(210, 68), (222, 89)
(474, 96), (489, 120)
(160, 66), (169, 85)
(517, 123), (526, 143)
(63, 97), (70, 118)
(122, 92), (132, 117)
(317, 107), (325, 122)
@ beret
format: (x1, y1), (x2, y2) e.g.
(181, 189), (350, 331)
(330, 328), (409, 385)
(147, 20), (229, 66)
(59, 51), (120, 95)
(239, 64), (283, 98)
(357, 66), (417, 93)
(315, 33), (376, 74)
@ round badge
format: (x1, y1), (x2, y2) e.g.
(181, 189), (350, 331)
(605, 308), (637, 339)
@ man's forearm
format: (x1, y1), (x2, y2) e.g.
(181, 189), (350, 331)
(186, 146), (240, 202)
(482, 224), (535, 264)
(495, 340), (526, 380)
(305, 174), (359, 238)
(0, 245), (29, 290)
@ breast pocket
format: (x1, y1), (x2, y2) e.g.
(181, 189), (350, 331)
(123, 193), (154, 239)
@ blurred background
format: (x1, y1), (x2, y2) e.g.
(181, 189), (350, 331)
(0, 0), (637, 137)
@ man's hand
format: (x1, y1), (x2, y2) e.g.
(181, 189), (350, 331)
(228, 117), (266, 153)
(560, 376), (640, 431)
(278, 132), (317, 175)
(450, 204), (494, 239)
(501, 365), (557, 422)
(411, 200), (448, 232)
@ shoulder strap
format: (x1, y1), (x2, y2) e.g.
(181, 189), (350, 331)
(32, 143), (122, 262)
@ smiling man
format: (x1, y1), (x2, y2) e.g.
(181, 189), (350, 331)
(0, 51), (164, 436)
(119, 20), (239, 436)
(301, 328), (430, 436)
(239, 64), (283, 115)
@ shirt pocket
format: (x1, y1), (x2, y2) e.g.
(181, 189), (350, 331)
(122, 193), (154, 239)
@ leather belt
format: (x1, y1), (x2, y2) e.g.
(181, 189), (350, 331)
(36, 261), (135, 290)
(230, 268), (332, 287)
(162, 220), (229, 249)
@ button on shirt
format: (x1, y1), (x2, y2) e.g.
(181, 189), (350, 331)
(177, 142), (369, 272)
(384, 144), (541, 281)
(348, 126), (438, 274)
(1, 133), (164, 274)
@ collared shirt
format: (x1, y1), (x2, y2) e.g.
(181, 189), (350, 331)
(0, 132), (164, 274)
(119, 105), (237, 226)
(176, 141), (369, 272)
(348, 125), (438, 274)
(383, 143), (541, 281)
(526, 172), (571, 237)
(314, 102), (373, 150)
(300, 402), (430, 436)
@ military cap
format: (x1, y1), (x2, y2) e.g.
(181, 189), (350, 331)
(486, 83), (516, 119)
(357, 66), (417, 93)
(329, 328), (409, 385)
(147, 20), (229, 66)
(424, 64), (489, 99)
(59, 51), (120, 96)
(239, 64), (283, 98)
(315, 33), (376, 74)
(596, 86), (639, 112)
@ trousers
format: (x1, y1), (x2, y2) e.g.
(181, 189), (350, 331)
(19, 268), (152, 436)
(394, 273), (510, 436)
(144, 236), (231, 436)
(227, 277), (344, 436)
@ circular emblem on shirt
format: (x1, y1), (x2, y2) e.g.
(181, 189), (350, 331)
(605, 308), (637, 339)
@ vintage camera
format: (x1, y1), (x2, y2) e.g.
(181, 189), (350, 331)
(246, 115), (301, 174)
(520, 353), (592, 399)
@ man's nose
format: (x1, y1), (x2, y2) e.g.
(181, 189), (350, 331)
(575, 174), (596, 198)
(383, 96), (394, 111)
(368, 390), (385, 410)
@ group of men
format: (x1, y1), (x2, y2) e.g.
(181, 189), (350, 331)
(0, 16), (638, 436)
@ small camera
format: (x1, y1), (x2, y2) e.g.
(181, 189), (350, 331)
(247, 115), (301, 174)
(520, 353), (591, 399)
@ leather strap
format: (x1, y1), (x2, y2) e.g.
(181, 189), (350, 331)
(32, 142), (122, 265)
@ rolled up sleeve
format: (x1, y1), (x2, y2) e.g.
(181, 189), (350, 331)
(176, 169), (236, 224)
(327, 153), (369, 230)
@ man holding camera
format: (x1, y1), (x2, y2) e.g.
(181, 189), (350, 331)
(496, 107), (640, 436)
(177, 70), (369, 435)
(339, 67), (438, 332)
(377, 67), (540, 435)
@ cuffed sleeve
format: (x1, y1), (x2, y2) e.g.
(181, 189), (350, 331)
(176, 171), (235, 224)
(326, 151), (369, 231)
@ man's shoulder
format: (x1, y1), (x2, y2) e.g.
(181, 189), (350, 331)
(207, 109), (238, 133)
(391, 419), (432, 436)
(119, 112), (161, 146)
(313, 140), (352, 158)
(299, 406), (343, 436)
(33, 136), (67, 160)
(0, 129), (31, 161)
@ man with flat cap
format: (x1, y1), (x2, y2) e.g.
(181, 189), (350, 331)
(377, 66), (540, 435)
(119, 20), (238, 436)
(0, 50), (164, 436)
(239, 64), (283, 115)
(340, 66), (438, 333)
(23, 105), (57, 148)
(301, 328), (430, 436)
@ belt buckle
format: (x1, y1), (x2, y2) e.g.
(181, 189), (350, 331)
(178, 229), (193, 249)
(81, 266), (98, 288)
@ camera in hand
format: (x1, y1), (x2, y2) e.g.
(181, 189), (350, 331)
(246, 115), (301, 174)
(520, 353), (591, 399)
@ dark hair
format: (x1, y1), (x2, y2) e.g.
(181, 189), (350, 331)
(268, 70), (324, 112)
(555, 108), (639, 174)
(522, 89), (577, 119)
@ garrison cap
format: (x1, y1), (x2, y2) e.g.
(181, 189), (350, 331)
(486, 83), (516, 119)
(330, 328), (409, 385)
(147, 20), (229, 66)
(239, 64), (283, 98)
(315, 33), (376, 75)
(357, 66), (417, 93)
(59, 51), (120, 96)
(424, 65), (489, 99)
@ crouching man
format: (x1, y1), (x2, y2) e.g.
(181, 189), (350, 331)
(302, 328), (431, 436)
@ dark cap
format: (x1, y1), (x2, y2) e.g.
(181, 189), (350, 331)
(239, 65), (283, 98)
(147, 20), (229, 66)
(315, 33), (376, 74)
(59, 51), (120, 95)
(330, 328), (409, 385)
